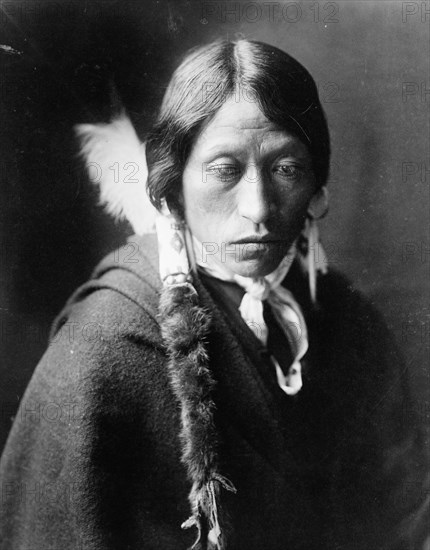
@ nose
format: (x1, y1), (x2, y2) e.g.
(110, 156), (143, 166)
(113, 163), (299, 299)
(237, 164), (274, 226)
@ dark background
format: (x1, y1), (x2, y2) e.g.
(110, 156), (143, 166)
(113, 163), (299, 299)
(0, 0), (429, 452)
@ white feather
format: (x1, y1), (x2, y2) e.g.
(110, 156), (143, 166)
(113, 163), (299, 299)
(74, 112), (156, 234)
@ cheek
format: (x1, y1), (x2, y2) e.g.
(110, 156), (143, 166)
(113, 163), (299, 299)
(276, 187), (314, 227)
(182, 172), (235, 236)
(183, 169), (231, 213)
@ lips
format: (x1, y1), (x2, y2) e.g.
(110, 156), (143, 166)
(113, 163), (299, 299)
(229, 239), (287, 262)
(232, 235), (284, 245)
(233, 241), (284, 263)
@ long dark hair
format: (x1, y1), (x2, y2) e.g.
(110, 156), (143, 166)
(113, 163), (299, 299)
(145, 38), (330, 215)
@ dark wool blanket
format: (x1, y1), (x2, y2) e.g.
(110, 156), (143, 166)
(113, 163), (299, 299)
(0, 234), (428, 549)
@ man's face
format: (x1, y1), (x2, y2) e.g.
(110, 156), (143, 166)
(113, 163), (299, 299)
(182, 96), (317, 278)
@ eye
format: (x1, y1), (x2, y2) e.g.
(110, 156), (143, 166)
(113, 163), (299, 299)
(273, 163), (308, 183)
(206, 163), (241, 182)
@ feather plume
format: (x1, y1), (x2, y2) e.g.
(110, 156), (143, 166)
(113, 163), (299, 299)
(74, 112), (156, 234)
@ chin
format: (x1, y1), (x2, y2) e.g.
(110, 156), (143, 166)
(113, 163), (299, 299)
(226, 256), (282, 279)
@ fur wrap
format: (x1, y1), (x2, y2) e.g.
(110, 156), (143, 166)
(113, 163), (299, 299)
(159, 282), (236, 549)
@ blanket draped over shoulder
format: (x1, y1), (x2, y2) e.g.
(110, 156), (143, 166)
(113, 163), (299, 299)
(0, 233), (428, 550)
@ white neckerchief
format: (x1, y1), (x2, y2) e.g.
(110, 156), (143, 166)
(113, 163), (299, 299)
(191, 236), (308, 396)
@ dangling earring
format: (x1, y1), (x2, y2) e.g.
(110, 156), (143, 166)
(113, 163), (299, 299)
(297, 186), (329, 305)
(156, 200), (194, 285)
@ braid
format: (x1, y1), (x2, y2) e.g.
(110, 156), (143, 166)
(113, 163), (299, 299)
(159, 282), (236, 549)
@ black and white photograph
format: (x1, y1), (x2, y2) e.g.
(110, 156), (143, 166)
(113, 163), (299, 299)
(0, 1), (429, 548)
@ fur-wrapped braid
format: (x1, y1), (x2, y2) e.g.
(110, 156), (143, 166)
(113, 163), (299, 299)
(159, 283), (236, 550)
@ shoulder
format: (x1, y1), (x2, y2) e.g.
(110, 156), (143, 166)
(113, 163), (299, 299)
(1, 234), (172, 467)
(317, 267), (398, 353)
(287, 261), (396, 352)
(0, 237), (182, 549)
(20, 233), (168, 422)
(302, 266), (406, 410)
(50, 233), (162, 343)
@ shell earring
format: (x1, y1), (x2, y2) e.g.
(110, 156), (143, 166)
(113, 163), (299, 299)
(298, 186), (329, 305)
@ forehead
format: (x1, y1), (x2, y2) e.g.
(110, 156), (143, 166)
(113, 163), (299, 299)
(194, 96), (308, 156)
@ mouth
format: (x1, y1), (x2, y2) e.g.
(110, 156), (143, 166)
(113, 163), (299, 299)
(231, 235), (284, 245)
(228, 237), (287, 261)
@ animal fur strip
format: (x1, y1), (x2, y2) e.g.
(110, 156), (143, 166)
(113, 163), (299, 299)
(159, 283), (236, 550)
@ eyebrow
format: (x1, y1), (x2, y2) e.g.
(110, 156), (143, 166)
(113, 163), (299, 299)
(203, 140), (309, 161)
(206, 137), (295, 153)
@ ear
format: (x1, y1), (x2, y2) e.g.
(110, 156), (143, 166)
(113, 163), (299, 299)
(307, 186), (329, 220)
(74, 111), (156, 234)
